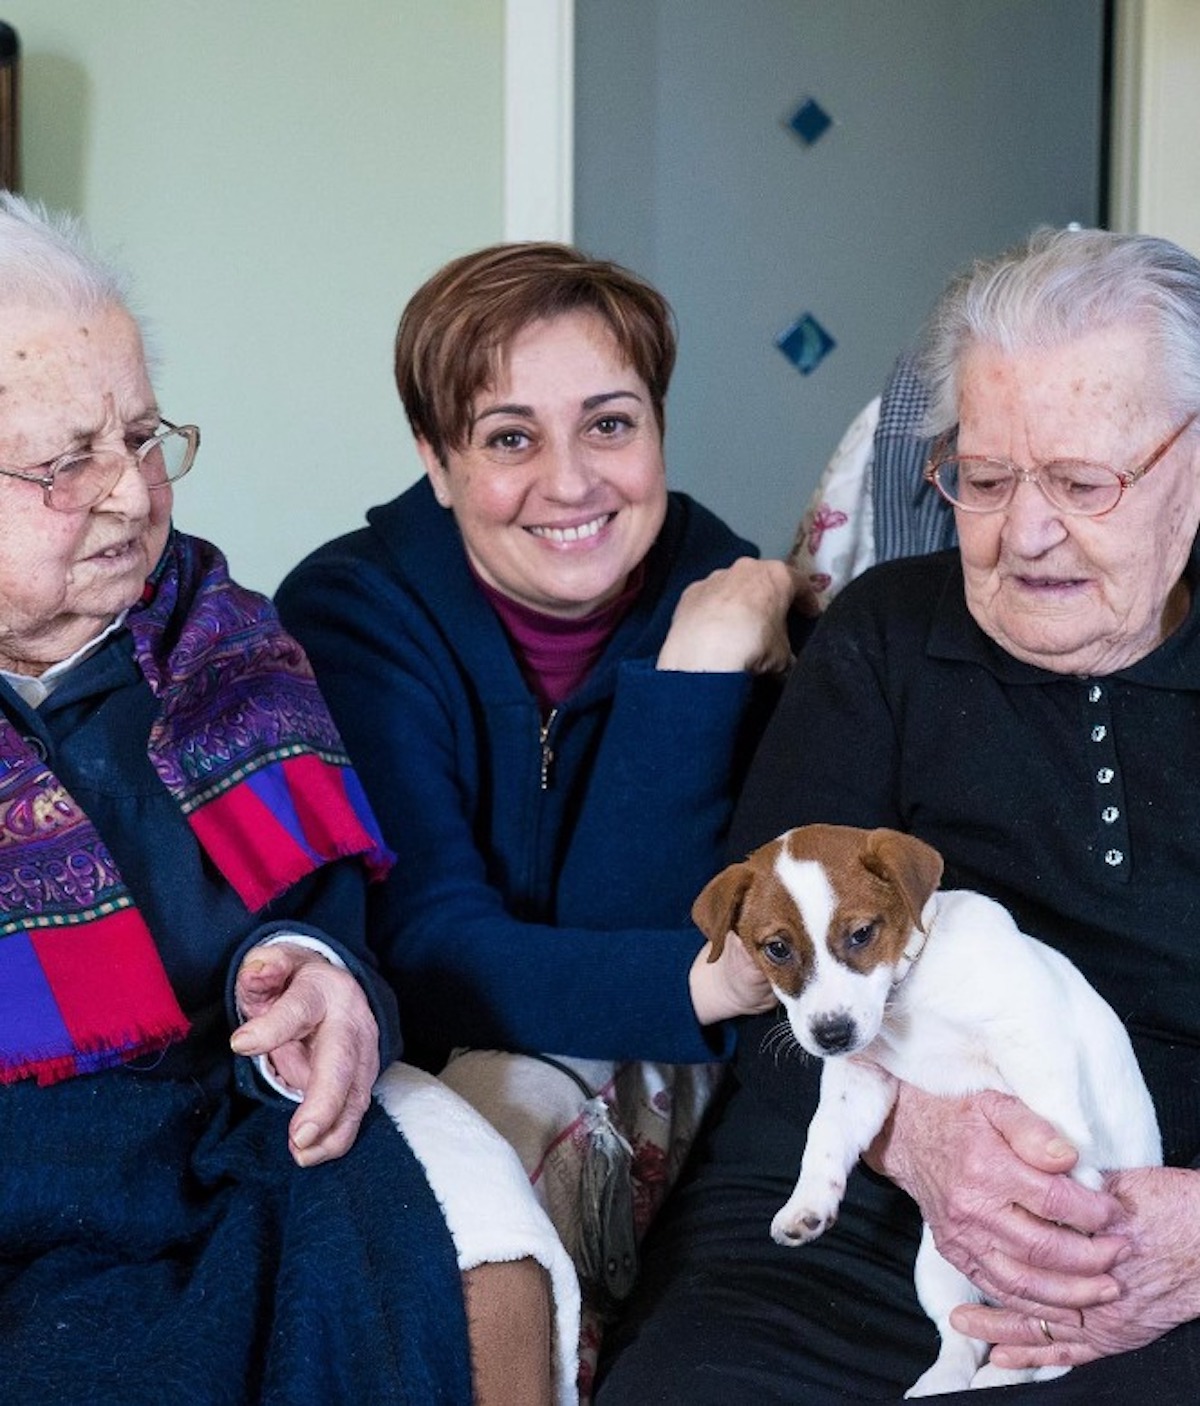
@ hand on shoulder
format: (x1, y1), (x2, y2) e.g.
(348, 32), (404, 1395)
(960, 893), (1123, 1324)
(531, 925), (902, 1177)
(657, 558), (816, 674)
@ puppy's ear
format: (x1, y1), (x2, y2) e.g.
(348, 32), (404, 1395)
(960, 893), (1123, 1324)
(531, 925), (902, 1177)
(861, 829), (944, 933)
(692, 864), (754, 962)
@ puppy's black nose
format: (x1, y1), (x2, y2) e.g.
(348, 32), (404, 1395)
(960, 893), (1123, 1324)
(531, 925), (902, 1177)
(812, 1013), (857, 1054)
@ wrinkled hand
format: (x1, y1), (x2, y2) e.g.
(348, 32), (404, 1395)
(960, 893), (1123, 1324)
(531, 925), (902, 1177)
(656, 557), (816, 675)
(952, 1165), (1200, 1372)
(689, 930), (777, 1025)
(231, 942), (380, 1167)
(868, 1085), (1127, 1314)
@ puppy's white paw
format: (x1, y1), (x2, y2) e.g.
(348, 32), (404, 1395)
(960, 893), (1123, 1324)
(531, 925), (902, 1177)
(904, 1362), (973, 1397)
(770, 1206), (834, 1246)
(905, 1334), (987, 1396)
(966, 1361), (1074, 1390)
(968, 1363), (1033, 1390)
(769, 1183), (842, 1246)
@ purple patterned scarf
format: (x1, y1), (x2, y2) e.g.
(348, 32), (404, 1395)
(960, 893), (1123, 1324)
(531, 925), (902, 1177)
(0, 531), (389, 1086)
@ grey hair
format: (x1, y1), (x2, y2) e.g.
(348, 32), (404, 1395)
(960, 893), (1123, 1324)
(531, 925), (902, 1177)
(0, 190), (130, 315)
(918, 226), (1200, 436)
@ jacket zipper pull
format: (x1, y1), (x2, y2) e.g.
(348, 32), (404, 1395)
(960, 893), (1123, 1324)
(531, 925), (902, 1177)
(539, 708), (557, 790)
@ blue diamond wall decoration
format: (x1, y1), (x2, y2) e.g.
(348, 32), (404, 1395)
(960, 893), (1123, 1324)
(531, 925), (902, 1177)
(776, 313), (836, 375)
(787, 97), (833, 146)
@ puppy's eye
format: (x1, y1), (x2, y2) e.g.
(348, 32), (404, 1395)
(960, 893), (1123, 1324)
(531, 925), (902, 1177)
(762, 937), (793, 966)
(846, 922), (877, 949)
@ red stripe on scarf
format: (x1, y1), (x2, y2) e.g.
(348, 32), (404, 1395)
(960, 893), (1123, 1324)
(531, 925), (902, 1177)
(189, 755), (391, 913)
(32, 908), (189, 1085)
(189, 782), (318, 914)
(281, 754), (391, 884)
(0, 1052), (76, 1086)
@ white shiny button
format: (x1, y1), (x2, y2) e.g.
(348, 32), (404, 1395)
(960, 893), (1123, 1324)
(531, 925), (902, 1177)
(1091, 725), (1107, 742)
(1088, 684), (1102, 703)
(1105, 849), (1124, 866)
(1102, 806), (1119, 823)
(1097, 767), (1114, 783)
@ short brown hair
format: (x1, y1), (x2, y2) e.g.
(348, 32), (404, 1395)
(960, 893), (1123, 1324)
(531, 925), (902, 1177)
(394, 242), (677, 463)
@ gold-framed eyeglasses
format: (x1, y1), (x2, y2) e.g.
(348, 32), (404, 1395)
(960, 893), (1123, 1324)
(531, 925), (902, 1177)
(923, 412), (1198, 518)
(0, 419), (200, 513)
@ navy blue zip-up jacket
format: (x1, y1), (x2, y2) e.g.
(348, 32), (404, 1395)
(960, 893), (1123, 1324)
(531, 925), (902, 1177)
(277, 479), (773, 1070)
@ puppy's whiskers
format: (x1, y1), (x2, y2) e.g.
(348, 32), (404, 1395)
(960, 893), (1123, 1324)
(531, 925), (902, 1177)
(760, 1018), (806, 1067)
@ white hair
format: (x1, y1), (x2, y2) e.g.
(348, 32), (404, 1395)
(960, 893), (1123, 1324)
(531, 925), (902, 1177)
(0, 191), (130, 315)
(919, 226), (1200, 435)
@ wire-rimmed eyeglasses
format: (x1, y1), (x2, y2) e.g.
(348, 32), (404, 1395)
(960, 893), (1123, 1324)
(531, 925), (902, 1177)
(0, 419), (200, 513)
(923, 412), (1198, 518)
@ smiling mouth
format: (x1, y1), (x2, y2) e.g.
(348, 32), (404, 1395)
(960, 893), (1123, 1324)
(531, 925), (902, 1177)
(527, 513), (614, 544)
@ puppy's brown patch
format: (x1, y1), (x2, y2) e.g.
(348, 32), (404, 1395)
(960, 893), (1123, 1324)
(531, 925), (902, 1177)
(784, 825), (942, 973)
(693, 824), (944, 995)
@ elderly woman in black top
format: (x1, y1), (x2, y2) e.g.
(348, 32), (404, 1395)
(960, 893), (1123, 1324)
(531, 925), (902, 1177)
(597, 227), (1200, 1403)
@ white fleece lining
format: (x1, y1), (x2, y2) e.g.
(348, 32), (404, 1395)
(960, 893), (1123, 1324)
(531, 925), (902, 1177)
(373, 1062), (581, 1406)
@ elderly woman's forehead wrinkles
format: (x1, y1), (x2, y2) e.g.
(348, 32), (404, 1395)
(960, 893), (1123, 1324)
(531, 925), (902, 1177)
(64, 389), (157, 449)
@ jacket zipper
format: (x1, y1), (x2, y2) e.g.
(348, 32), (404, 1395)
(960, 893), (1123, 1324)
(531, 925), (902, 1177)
(539, 708), (558, 790)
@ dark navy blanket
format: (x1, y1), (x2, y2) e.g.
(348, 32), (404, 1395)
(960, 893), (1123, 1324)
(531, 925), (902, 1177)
(1, 1059), (472, 1405)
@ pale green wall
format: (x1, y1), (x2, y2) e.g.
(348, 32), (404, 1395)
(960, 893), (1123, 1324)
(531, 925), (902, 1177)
(3, 1), (504, 591)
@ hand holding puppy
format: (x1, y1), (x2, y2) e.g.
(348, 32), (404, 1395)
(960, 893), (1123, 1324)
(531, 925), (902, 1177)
(868, 1085), (1127, 1311)
(689, 925), (778, 1025)
(949, 1161), (1200, 1373)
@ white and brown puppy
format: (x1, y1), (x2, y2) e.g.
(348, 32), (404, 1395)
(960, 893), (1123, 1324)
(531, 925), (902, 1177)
(694, 823), (1161, 1398)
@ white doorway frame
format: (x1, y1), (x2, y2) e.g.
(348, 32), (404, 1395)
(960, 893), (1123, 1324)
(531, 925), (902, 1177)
(503, 0), (575, 242)
(1110, 0), (1200, 251)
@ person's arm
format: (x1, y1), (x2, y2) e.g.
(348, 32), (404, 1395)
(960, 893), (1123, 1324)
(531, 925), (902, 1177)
(277, 559), (742, 1064)
(222, 858), (402, 1167)
(556, 557), (809, 929)
(654, 556), (808, 675)
(224, 860), (401, 1073)
(553, 661), (764, 931)
(870, 1086), (1126, 1313)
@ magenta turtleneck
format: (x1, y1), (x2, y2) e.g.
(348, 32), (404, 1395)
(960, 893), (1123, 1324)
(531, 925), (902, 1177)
(474, 565), (645, 714)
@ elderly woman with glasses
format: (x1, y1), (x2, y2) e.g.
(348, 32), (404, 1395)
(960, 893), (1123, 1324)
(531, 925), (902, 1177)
(596, 227), (1200, 1405)
(0, 195), (572, 1406)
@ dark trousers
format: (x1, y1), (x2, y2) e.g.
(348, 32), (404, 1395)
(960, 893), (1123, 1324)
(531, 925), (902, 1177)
(595, 1025), (1200, 1405)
